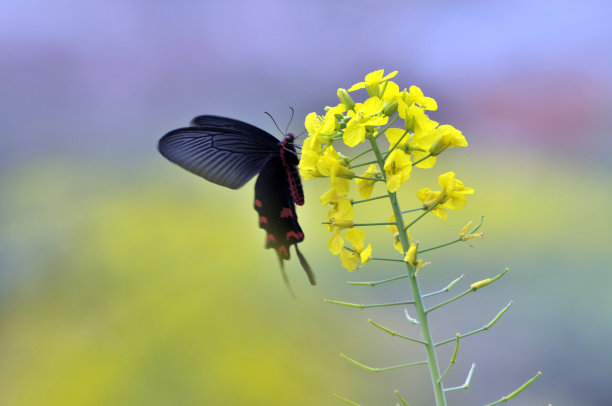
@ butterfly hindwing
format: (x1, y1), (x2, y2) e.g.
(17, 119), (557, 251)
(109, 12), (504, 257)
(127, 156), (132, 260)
(254, 157), (304, 261)
(158, 116), (280, 189)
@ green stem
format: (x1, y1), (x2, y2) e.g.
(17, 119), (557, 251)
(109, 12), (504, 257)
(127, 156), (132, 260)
(438, 334), (460, 383)
(412, 153), (433, 166)
(348, 148), (374, 163)
(349, 160), (378, 169)
(406, 201), (440, 230)
(444, 363), (475, 392)
(324, 298), (414, 309)
(395, 390), (410, 406)
(352, 194), (389, 205)
(367, 134), (447, 406)
(340, 353), (427, 373)
(402, 206), (425, 214)
(346, 273), (409, 286)
(374, 114), (399, 139)
(370, 256), (405, 262)
(483, 372), (542, 406)
(352, 175), (385, 182)
(368, 319), (427, 345)
(333, 394), (364, 406)
(422, 275), (465, 298)
(384, 129), (409, 159)
(435, 302), (513, 346)
(321, 221), (396, 227)
(418, 238), (461, 254)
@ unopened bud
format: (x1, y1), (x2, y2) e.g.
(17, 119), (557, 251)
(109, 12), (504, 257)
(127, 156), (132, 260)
(429, 136), (449, 156)
(470, 278), (492, 290)
(382, 100), (398, 116)
(459, 221), (473, 237)
(337, 88), (355, 110)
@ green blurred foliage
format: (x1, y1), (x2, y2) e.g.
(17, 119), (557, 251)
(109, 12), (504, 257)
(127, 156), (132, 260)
(1, 149), (611, 405)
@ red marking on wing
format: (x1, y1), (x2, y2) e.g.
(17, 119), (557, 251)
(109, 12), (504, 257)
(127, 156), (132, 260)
(277, 245), (289, 258)
(286, 231), (301, 241)
(254, 199), (262, 207)
(280, 208), (293, 218)
(267, 234), (276, 243)
(259, 216), (268, 224)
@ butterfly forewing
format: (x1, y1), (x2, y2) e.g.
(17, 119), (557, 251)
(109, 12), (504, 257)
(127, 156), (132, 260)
(158, 116), (280, 189)
(159, 115), (314, 285)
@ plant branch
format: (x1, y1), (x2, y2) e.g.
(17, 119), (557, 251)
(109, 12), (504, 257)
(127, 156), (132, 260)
(347, 273), (409, 287)
(352, 195), (389, 205)
(483, 372), (542, 406)
(438, 334), (460, 383)
(394, 390), (410, 406)
(333, 394), (364, 406)
(426, 268), (510, 313)
(435, 301), (513, 347)
(340, 353), (427, 373)
(368, 319), (427, 345)
(324, 299), (415, 309)
(422, 275), (465, 299)
(443, 363), (475, 392)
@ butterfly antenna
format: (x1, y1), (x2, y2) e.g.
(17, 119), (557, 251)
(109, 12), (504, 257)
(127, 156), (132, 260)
(295, 245), (316, 286)
(285, 107), (295, 135)
(295, 127), (308, 140)
(277, 256), (297, 299)
(264, 112), (285, 137)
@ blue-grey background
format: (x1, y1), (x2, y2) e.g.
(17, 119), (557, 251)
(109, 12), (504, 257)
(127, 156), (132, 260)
(1, 1), (611, 405)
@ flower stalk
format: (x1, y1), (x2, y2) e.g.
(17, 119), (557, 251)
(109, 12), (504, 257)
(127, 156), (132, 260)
(300, 69), (540, 405)
(367, 133), (449, 406)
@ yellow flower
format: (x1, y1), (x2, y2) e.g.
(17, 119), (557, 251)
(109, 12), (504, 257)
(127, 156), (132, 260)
(384, 149), (412, 192)
(428, 125), (467, 156)
(327, 199), (354, 231)
(386, 214), (413, 253)
(298, 137), (323, 179)
(340, 250), (359, 271)
(328, 231), (344, 255)
(417, 172), (474, 220)
(319, 188), (345, 207)
(305, 110), (338, 144)
(397, 86), (438, 111)
(458, 221), (484, 241)
(384, 127), (437, 169)
(399, 104), (439, 135)
(348, 69), (399, 98)
(404, 245), (417, 265)
(403, 243), (431, 275)
(355, 164), (381, 199)
(344, 97), (388, 147)
(317, 146), (355, 194)
(340, 228), (372, 271)
(438, 172), (474, 210)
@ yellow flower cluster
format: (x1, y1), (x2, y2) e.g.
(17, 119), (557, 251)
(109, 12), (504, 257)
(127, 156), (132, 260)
(299, 69), (476, 272)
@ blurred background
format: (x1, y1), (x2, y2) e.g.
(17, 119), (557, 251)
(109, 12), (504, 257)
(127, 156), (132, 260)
(1, 0), (611, 405)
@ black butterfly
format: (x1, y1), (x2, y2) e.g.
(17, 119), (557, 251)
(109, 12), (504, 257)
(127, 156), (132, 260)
(158, 115), (315, 286)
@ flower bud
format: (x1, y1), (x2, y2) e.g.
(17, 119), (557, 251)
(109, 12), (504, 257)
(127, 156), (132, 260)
(330, 218), (354, 229)
(459, 221), (473, 237)
(337, 88), (356, 110)
(470, 278), (492, 290)
(461, 232), (484, 241)
(382, 100), (398, 116)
